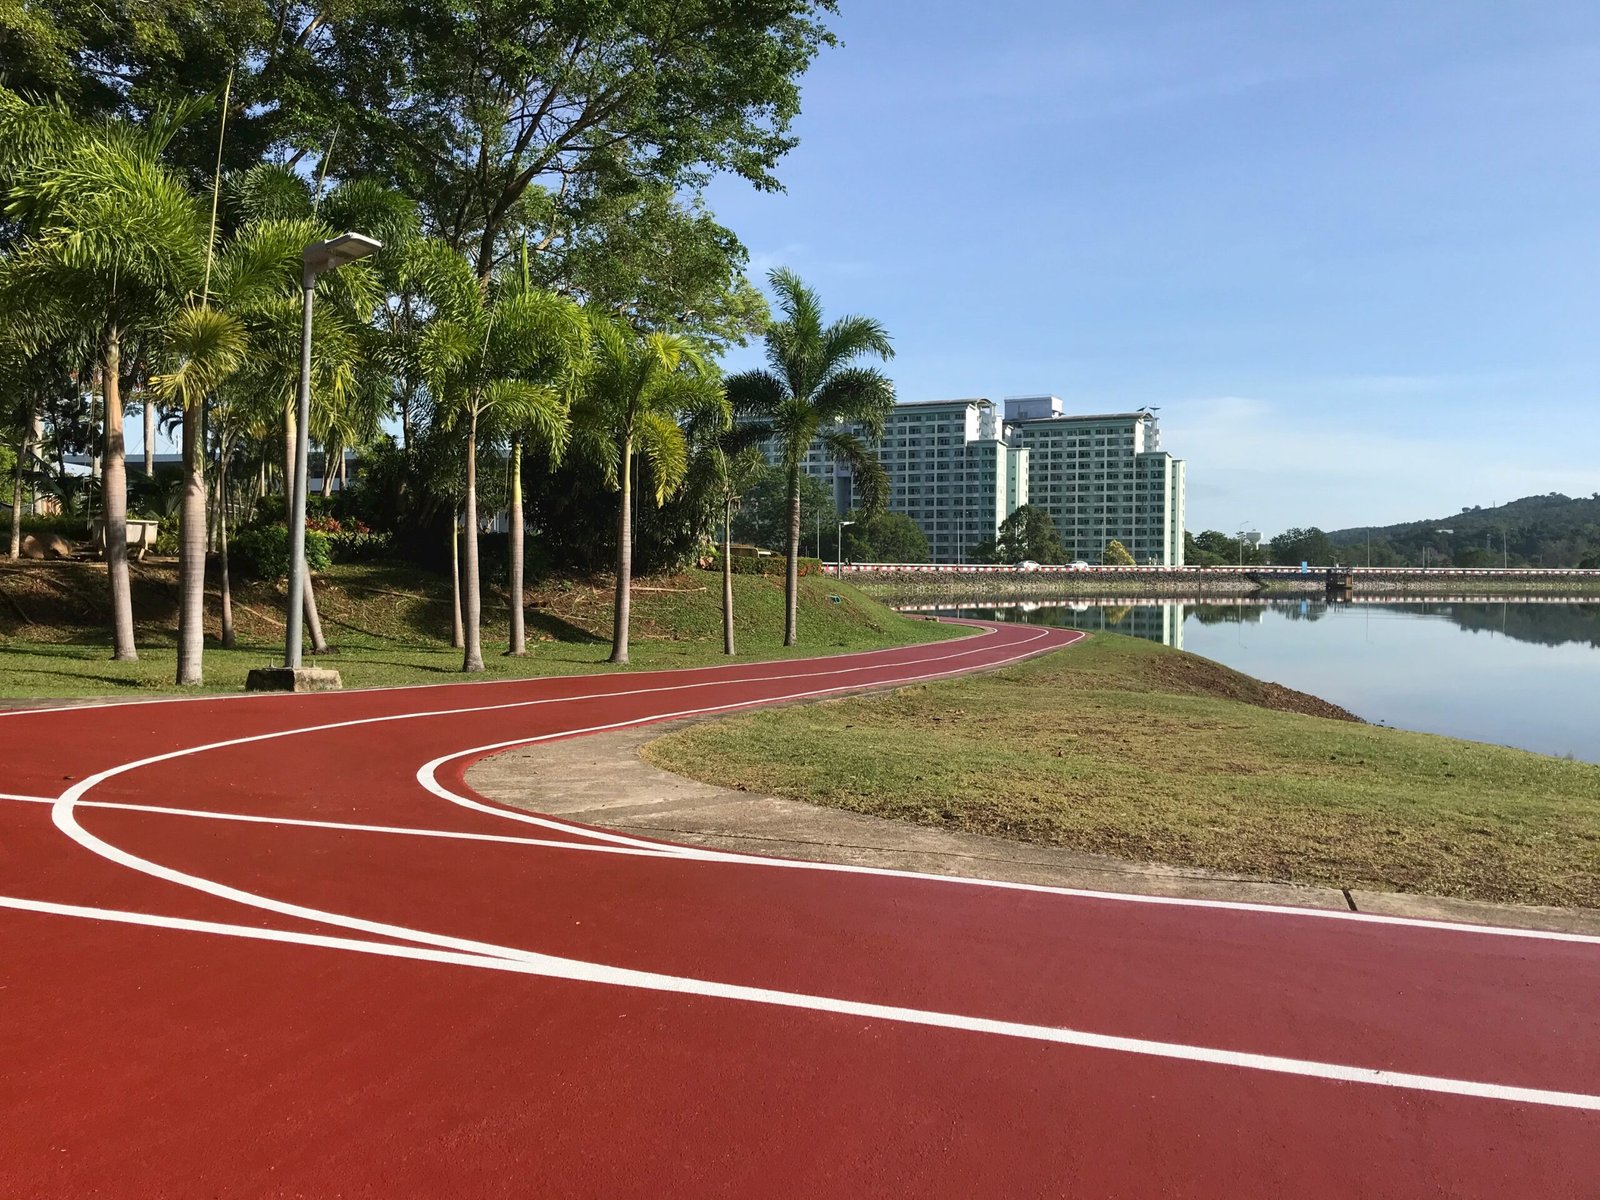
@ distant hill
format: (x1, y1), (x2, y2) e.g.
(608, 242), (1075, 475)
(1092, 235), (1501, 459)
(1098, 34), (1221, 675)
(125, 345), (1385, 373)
(1326, 494), (1600, 568)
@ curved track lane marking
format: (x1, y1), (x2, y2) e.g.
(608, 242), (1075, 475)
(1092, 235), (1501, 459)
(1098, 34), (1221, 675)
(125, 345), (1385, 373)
(6, 890), (1600, 1113)
(43, 624), (1063, 964)
(0, 620), (998, 720)
(30, 623), (1600, 1113)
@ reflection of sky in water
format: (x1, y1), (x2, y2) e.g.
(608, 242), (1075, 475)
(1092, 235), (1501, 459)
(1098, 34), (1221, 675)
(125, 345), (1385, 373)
(932, 601), (1600, 764)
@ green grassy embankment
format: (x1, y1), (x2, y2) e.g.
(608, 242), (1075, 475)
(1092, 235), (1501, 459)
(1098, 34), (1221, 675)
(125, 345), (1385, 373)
(0, 559), (961, 697)
(643, 633), (1600, 908)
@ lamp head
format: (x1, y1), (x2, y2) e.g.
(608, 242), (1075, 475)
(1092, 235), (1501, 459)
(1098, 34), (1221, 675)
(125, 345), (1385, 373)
(304, 232), (383, 277)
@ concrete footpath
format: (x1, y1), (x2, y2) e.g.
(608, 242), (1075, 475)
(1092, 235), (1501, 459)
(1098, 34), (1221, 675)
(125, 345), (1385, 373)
(467, 720), (1600, 938)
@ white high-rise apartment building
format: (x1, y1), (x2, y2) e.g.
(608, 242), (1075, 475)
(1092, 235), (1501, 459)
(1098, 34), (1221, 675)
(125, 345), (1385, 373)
(1002, 396), (1186, 566)
(796, 398), (1026, 563)
(777, 394), (1185, 565)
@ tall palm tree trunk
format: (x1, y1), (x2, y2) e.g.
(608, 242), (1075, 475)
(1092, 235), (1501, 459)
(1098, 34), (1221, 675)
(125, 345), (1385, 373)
(8, 403), (29, 559)
(609, 433), (633, 665)
(450, 513), (464, 649)
(507, 435), (527, 656)
(319, 436), (339, 498)
(143, 399), (155, 477)
(103, 327), (137, 661)
(218, 452), (236, 649)
(175, 403), (206, 685)
(783, 463), (801, 647)
(723, 497), (735, 656)
(461, 410), (484, 672)
(282, 412), (329, 654)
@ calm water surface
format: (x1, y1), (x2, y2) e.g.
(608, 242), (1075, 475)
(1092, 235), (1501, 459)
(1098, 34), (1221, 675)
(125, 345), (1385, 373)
(923, 598), (1600, 764)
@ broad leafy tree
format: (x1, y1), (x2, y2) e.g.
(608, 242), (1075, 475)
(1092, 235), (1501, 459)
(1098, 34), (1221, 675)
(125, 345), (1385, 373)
(1102, 538), (1134, 566)
(1269, 526), (1334, 567)
(311, 1), (838, 278)
(992, 504), (1065, 564)
(842, 509), (928, 564)
(726, 268), (895, 646)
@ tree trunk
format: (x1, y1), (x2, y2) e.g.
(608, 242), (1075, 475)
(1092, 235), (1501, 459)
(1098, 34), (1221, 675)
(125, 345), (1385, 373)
(722, 497), (735, 656)
(783, 462), (801, 647)
(103, 327), (137, 661)
(218, 453), (235, 650)
(282, 410), (329, 654)
(143, 397), (155, 477)
(506, 435), (526, 656)
(460, 410), (484, 672)
(609, 432), (633, 665)
(301, 564), (329, 654)
(175, 400), (206, 685)
(8, 402), (29, 559)
(450, 511), (464, 649)
(319, 442), (334, 498)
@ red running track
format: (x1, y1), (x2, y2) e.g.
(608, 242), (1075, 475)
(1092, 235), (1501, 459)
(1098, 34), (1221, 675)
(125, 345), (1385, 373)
(1, 619), (1596, 1197)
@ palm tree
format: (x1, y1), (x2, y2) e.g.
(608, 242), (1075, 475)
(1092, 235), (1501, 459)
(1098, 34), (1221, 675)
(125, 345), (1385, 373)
(151, 304), (246, 684)
(413, 242), (585, 671)
(571, 320), (726, 664)
(708, 439), (767, 655)
(218, 214), (379, 657)
(0, 98), (208, 660)
(725, 269), (896, 647)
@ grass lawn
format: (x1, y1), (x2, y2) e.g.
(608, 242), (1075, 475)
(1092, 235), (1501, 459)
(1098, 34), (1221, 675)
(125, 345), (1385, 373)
(642, 633), (1600, 909)
(0, 560), (962, 697)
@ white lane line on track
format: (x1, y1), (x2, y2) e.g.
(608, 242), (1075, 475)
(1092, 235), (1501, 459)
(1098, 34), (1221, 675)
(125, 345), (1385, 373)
(45, 628), (1066, 964)
(4, 890), (1598, 1114)
(49, 621), (1029, 861)
(0, 792), (681, 855)
(38, 621), (1600, 946)
(0, 621), (995, 720)
(418, 627), (1065, 853)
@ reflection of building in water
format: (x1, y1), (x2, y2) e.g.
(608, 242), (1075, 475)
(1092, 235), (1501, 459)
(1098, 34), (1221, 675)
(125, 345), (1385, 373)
(1094, 601), (1184, 649)
(952, 600), (1186, 648)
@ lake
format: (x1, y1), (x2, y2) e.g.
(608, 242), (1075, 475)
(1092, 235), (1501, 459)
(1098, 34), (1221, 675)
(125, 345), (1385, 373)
(918, 597), (1600, 764)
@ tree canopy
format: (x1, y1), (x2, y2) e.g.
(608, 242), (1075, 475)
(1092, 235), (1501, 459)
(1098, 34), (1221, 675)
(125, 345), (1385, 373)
(993, 504), (1064, 564)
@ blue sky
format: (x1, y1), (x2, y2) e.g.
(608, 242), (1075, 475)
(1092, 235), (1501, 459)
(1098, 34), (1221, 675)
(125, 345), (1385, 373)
(707, 0), (1600, 535)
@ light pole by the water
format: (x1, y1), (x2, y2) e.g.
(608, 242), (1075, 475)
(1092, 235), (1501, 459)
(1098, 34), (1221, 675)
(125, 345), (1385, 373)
(285, 232), (381, 668)
(837, 518), (855, 570)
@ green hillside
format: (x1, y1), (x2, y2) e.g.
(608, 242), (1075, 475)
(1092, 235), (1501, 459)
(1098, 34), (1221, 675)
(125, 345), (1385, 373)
(1326, 493), (1600, 568)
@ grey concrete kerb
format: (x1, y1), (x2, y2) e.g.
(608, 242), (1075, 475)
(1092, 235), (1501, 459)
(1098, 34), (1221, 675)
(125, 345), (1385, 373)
(465, 718), (1600, 939)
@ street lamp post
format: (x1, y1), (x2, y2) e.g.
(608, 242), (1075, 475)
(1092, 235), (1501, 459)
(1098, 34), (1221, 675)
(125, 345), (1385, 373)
(284, 232), (381, 669)
(836, 518), (855, 571)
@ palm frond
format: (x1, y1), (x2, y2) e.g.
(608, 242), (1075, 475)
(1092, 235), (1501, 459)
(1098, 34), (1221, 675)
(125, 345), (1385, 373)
(483, 378), (570, 459)
(819, 314), (894, 375)
(820, 428), (890, 513)
(152, 304), (247, 412)
(812, 365), (897, 436)
(634, 409), (690, 505)
(724, 368), (789, 419)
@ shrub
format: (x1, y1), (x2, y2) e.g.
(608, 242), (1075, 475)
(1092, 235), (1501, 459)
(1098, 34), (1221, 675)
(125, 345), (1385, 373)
(152, 530), (180, 557)
(232, 524), (331, 579)
(18, 515), (91, 541)
(717, 553), (823, 577)
(306, 513), (393, 563)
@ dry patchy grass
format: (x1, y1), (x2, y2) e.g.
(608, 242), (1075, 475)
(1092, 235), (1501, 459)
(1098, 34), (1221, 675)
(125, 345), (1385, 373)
(643, 634), (1600, 908)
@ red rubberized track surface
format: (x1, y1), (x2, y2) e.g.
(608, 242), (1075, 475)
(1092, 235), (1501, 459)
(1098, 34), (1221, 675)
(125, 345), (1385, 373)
(2, 621), (1596, 1197)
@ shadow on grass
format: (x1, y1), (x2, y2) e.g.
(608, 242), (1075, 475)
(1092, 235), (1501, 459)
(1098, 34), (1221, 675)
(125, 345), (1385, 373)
(0, 663), (152, 690)
(526, 612), (608, 646)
